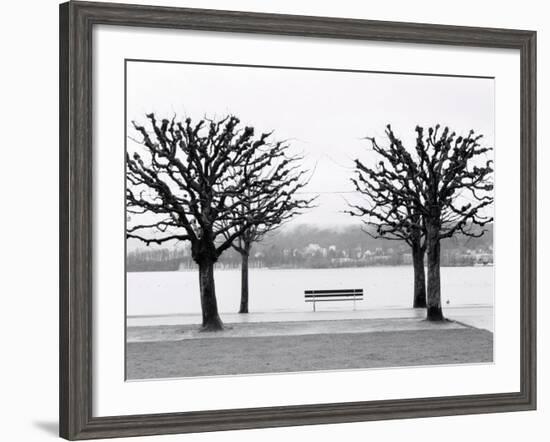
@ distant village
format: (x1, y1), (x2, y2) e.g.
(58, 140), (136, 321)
(272, 243), (494, 268)
(127, 225), (494, 272)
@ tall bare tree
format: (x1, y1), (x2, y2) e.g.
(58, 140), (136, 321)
(126, 113), (310, 330)
(348, 149), (427, 307)
(230, 158), (315, 314)
(349, 124), (493, 320)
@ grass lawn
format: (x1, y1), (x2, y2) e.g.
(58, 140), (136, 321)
(126, 327), (493, 380)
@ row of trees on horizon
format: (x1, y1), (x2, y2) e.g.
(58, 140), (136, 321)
(126, 114), (493, 329)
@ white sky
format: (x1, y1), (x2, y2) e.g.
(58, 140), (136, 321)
(126, 61), (494, 229)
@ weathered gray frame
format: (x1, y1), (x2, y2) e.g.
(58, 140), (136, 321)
(59, 1), (537, 439)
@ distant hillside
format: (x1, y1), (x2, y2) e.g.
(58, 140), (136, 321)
(127, 223), (493, 272)
(259, 223), (493, 252)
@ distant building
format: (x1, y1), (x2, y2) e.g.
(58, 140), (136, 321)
(304, 243), (323, 256)
(474, 253), (493, 265)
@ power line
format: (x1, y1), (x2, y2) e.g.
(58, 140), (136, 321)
(295, 191), (359, 194)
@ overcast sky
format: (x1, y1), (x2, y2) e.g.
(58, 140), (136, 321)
(126, 60), (494, 233)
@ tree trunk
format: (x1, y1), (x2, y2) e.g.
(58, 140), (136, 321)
(239, 251), (249, 314)
(412, 242), (427, 308)
(198, 259), (224, 331)
(426, 223), (444, 321)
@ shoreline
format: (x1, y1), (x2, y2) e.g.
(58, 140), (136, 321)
(128, 263), (494, 273)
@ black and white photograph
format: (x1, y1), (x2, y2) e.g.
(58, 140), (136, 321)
(125, 60), (495, 380)
(1, 0), (544, 440)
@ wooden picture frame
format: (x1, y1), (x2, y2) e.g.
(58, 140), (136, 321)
(59, 1), (536, 439)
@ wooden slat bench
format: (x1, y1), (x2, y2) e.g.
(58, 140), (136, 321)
(304, 288), (364, 312)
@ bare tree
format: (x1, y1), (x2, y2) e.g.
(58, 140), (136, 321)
(230, 155), (315, 314)
(126, 113), (311, 330)
(348, 145), (427, 307)
(349, 125), (493, 320)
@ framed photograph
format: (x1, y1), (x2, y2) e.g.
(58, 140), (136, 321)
(59, 1), (536, 439)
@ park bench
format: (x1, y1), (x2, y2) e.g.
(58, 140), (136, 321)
(304, 288), (364, 312)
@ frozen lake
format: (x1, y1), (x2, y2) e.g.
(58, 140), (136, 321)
(127, 265), (494, 318)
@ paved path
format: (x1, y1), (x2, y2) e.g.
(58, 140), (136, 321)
(127, 316), (474, 343)
(128, 305), (493, 335)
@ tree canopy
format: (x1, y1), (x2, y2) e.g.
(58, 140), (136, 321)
(126, 113), (314, 329)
